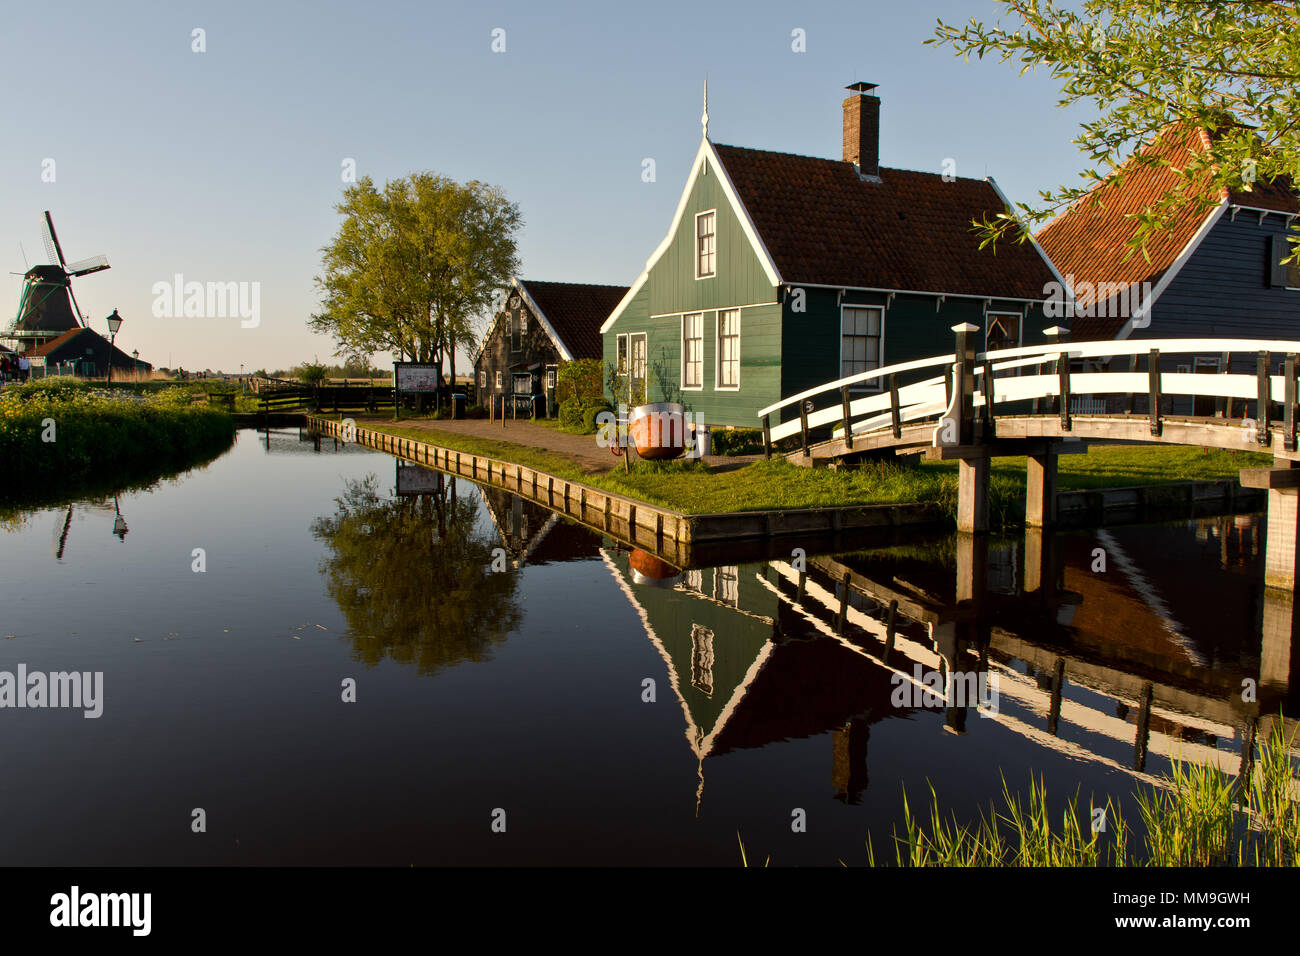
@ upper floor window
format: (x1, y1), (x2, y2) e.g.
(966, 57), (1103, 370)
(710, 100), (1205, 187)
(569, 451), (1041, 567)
(682, 313), (704, 388)
(716, 309), (740, 389)
(841, 306), (883, 387)
(696, 210), (716, 279)
(511, 310), (526, 351)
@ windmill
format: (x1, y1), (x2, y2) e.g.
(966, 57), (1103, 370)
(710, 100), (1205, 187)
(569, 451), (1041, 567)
(6, 211), (110, 352)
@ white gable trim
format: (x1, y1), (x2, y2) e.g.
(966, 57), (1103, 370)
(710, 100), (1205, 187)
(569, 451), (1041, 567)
(600, 139), (783, 334)
(473, 277), (576, 365)
(515, 280), (575, 362)
(1118, 199), (1228, 339)
(985, 176), (1072, 296)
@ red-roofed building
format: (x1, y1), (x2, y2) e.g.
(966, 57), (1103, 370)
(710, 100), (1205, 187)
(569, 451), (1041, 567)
(1037, 122), (1300, 343)
(25, 327), (151, 377)
(600, 82), (1063, 427)
(474, 277), (627, 416)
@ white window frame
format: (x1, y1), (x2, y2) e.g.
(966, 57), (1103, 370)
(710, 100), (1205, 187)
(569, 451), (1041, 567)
(839, 305), (885, 392)
(495, 369), (502, 390)
(545, 365), (557, 389)
(985, 311), (1023, 352)
(628, 332), (648, 404)
(695, 210), (716, 280)
(478, 369), (486, 388)
(681, 313), (704, 390)
(715, 309), (740, 391)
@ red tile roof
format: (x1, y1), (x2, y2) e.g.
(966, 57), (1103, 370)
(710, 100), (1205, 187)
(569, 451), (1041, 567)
(26, 326), (145, 367)
(1036, 122), (1300, 339)
(521, 279), (627, 360)
(711, 143), (1057, 300)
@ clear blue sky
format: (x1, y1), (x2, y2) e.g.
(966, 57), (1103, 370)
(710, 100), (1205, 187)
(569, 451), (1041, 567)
(0, 0), (1093, 372)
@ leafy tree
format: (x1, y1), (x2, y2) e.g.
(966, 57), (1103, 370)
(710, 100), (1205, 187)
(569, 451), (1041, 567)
(311, 474), (523, 675)
(310, 173), (522, 394)
(931, 1), (1300, 262)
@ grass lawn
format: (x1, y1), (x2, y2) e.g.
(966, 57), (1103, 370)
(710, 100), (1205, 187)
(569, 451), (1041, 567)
(351, 418), (1268, 524)
(921, 443), (1273, 490)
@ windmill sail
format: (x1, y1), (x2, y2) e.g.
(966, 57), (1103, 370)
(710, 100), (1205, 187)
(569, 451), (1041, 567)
(8, 211), (111, 349)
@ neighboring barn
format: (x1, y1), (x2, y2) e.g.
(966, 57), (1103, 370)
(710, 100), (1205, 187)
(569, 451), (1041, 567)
(601, 82), (1062, 427)
(25, 327), (151, 377)
(1037, 121), (1300, 413)
(474, 278), (627, 417)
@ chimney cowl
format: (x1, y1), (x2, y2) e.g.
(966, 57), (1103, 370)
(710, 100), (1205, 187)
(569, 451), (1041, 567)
(842, 82), (880, 178)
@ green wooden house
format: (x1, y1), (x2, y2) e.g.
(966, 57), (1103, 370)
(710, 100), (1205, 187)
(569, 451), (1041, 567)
(600, 83), (1064, 427)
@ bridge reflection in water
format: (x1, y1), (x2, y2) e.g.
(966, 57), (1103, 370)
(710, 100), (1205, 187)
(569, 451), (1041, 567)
(598, 513), (1296, 811)
(295, 440), (1299, 816)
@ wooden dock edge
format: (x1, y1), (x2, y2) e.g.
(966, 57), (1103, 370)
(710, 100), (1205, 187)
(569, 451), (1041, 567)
(305, 416), (939, 548)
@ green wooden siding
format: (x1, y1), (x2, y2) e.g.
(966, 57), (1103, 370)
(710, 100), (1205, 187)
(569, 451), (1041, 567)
(607, 551), (776, 745)
(605, 148), (1051, 429)
(646, 159), (776, 314)
(604, 154), (782, 427)
(778, 288), (1050, 424)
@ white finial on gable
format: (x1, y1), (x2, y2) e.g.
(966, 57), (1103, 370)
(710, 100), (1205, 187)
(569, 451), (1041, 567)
(701, 78), (710, 140)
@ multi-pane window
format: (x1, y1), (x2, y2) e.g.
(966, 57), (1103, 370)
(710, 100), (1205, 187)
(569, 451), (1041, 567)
(716, 309), (740, 388)
(546, 367), (557, 389)
(616, 335), (628, 374)
(513, 373), (532, 394)
(629, 334), (648, 404)
(713, 566), (739, 606)
(682, 313), (703, 387)
(696, 211), (716, 278)
(495, 370), (502, 390)
(691, 625), (715, 697)
(841, 306), (883, 384)
(986, 312), (1021, 352)
(478, 370), (486, 388)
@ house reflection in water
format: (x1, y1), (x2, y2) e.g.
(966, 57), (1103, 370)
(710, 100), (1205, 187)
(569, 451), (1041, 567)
(602, 513), (1299, 814)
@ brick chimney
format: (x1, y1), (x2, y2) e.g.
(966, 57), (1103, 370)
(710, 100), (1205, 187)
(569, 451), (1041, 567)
(842, 82), (880, 176)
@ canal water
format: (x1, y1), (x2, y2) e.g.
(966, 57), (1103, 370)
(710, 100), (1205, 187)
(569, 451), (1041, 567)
(0, 428), (1290, 865)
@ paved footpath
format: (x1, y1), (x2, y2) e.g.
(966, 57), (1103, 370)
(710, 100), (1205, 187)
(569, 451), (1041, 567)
(354, 416), (760, 475)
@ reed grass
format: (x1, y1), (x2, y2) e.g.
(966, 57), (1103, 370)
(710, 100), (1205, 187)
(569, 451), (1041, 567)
(864, 720), (1298, 867)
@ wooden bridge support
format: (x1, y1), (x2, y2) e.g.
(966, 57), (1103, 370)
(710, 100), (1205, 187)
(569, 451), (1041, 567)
(1026, 450), (1058, 528)
(1241, 465), (1300, 590)
(1259, 587), (1296, 693)
(957, 455), (990, 534)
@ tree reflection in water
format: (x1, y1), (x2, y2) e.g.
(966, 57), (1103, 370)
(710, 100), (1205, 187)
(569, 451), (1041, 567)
(311, 474), (522, 675)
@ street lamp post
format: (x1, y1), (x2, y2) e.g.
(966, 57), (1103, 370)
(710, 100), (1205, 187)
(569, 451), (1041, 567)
(105, 310), (123, 384)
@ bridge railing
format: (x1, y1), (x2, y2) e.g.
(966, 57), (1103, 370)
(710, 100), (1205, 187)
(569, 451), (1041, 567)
(758, 336), (1300, 456)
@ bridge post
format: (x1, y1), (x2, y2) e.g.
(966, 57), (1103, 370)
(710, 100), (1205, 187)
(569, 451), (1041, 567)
(1026, 448), (1059, 528)
(1240, 465), (1300, 590)
(957, 456), (990, 533)
(951, 323), (979, 445)
(1259, 587), (1295, 694)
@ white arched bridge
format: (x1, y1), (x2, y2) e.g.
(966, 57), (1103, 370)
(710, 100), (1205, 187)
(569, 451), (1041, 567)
(756, 327), (1300, 589)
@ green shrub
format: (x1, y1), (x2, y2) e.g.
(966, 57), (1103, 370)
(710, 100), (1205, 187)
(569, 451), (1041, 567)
(581, 401), (612, 434)
(556, 359), (604, 405)
(709, 427), (764, 456)
(558, 398), (584, 428)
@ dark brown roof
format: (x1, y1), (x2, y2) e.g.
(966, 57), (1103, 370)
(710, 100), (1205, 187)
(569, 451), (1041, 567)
(1036, 122), (1300, 339)
(26, 327), (148, 367)
(521, 279), (627, 360)
(711, 143), (1057, 300)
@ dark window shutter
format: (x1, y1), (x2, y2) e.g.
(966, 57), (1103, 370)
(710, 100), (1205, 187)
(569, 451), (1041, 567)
(1269, 233), (1292, 287)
